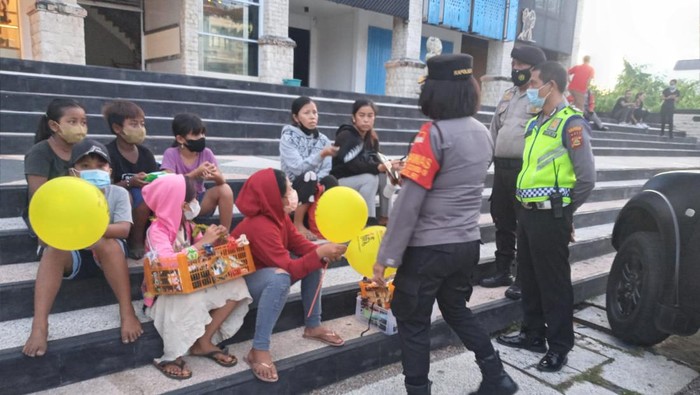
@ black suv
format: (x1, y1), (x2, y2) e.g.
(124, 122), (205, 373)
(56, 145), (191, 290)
(606, 170), (700, 345)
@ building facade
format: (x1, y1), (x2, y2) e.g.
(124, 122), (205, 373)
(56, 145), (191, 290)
(1, 0), (580, 102)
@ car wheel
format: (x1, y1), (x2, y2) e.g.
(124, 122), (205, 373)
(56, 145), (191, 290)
(606, 231), (670, 345)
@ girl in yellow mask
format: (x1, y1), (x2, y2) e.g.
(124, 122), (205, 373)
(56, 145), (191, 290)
(24, 98), (88, 241)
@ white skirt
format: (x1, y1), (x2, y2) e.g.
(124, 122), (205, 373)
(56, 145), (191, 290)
(147, 278), (252, 362)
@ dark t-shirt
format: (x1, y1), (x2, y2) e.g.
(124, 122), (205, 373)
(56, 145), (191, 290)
(106, 139), (159, 184)
(24, 140), (70, 180)
(612, 97), (628, 114)
(662, 88), (681, 110)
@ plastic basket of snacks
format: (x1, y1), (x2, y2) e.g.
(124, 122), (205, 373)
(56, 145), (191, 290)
(144, 234), (255, 295)
(355, 279), (439, 335)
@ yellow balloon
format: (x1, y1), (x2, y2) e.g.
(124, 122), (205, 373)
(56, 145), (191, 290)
(315, 186), (368, 243)
(345, 226), (397, 278)
(29, 177), (110, 251)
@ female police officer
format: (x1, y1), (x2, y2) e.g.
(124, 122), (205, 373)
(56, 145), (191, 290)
(372, 54), (518, 395)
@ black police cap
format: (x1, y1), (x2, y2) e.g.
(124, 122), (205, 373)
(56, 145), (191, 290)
(426, 53), (473, 81)
(511, 45), (546, 67)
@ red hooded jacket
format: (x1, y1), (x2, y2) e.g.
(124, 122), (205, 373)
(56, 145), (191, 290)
(231, 169), (323, 282)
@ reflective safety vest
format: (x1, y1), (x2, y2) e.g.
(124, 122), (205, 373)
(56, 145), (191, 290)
(516, 106), (582, 204)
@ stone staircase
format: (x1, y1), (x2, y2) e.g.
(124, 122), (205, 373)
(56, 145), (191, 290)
(0, 58), (699, 394)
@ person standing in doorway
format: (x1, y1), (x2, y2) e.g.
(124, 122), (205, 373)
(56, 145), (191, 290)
(480, 44), (546, 301)
(497, 61), (595, 373)
(660, 79), (681, 138)
(568, 55), (595, 110)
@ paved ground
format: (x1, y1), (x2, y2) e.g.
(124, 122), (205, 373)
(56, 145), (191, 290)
(309, 295), (700, 395)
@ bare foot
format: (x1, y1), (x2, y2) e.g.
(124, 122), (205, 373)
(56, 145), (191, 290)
(23, 324), (48, 357)
(245, 348), (278, 382)
(120, 311), (143, 344)
(295, 224), (317, 241)
(189, 340), (236, 366)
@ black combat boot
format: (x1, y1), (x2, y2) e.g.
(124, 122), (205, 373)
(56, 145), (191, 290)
(470, 352), (518, 395)
(405, 380), (432, 395)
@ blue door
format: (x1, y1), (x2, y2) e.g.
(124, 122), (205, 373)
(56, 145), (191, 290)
(365, 26), (454, 95)
(365, 26), (393, 95)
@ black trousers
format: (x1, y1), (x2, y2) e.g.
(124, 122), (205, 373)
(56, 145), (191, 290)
(517, 206), (574, 354)
(392, 241), (495, 384)
(490, 159), (522, 274)
(660, 108), (674, 134)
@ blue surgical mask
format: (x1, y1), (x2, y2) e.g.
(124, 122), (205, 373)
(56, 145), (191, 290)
(526, 83), (549, 107)
(78, 169), (111, 189)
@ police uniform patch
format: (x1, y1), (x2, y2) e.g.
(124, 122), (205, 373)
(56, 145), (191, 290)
(543, 118), (561, 137)
(502, 91), (514, 101)
(568, 126), (584, 149)
(401, 122), (441, 190)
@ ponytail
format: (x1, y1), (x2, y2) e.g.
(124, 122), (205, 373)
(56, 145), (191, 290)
(34, 115), (52, 143)
(34, 98), (85, 143)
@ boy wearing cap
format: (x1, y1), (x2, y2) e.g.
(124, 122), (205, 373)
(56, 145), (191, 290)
(23, 139), (143, 358)
(480, 45), (546, 301)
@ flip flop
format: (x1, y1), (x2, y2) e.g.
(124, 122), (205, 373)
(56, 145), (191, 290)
(302, 330), (345, 347)
(153, 357), (192, 380)
(243, 355), (279, 383)
(193, 350), (238, 367)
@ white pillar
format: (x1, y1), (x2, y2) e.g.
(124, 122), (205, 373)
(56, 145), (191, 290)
(28, 0), (87, 64)
(258, 0), (295, 84)
(385, 0), (424, 98)
(180, 0), (200, 75)
(480, 40), (515, 106)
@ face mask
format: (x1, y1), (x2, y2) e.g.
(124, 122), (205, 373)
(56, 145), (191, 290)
(184, 199), (201, 220)
(669, 84), (677, 91)
(526, 83), (550, 107)
(122, 126), (146, 145)
(58, 125), (87, 144)
(511, 68), (531, 86)
(78, 169), (111, 189)
(184, 137), (206, 153)
(283, 189), (299, 214)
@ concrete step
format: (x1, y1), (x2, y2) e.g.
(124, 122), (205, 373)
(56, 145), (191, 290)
(0, 90), (432, 133)
(0, 253), (615, 395)
(5, 130), (700, 157)
(0, 178), (640, 265)
(0, 220), (615, 325)
(314, 302), (699, 395)
(603, 122), (687, 138)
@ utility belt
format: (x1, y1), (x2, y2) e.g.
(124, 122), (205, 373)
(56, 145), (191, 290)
(521, 200), (570, 210)
(521, 188), (569, 219)
(494, 157), (523, 169)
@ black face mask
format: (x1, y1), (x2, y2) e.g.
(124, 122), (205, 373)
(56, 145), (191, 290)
(511, 68), (531, 86)
(185, 137), (206, 152)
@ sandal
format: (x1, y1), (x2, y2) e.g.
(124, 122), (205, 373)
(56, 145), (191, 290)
(153, 357), (192, 380)
(192, 350), (237, 367)
(243, 355), (279, 383)
(303, 330), (345, 347)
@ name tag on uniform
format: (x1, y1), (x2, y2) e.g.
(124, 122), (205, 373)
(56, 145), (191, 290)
(543, 118), (561, 138)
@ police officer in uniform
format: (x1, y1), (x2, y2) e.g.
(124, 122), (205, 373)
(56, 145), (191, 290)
(480, 45), (547, 300)
(496, 61), (595, 372)
(372, 54), (517, 395)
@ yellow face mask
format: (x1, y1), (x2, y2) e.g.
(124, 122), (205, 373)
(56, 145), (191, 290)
(122, 126), (146, 145)
(57, 124), (87, 144)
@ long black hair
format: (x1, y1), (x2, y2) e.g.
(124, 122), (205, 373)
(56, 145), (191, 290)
(35, 98), (85, 143)
(352, 99), (379, 145)
(273, 169), (288, 198)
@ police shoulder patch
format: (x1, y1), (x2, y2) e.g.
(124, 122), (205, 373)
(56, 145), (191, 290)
(568, 125), (584, 149)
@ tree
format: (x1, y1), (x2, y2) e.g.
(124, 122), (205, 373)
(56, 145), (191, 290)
(592, 60), (700, 113)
